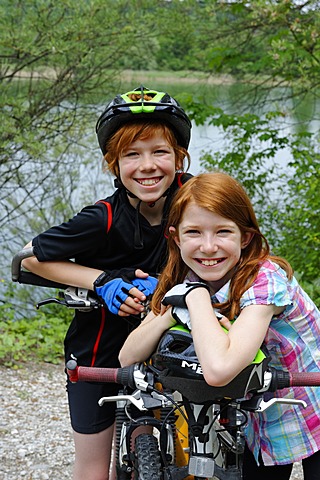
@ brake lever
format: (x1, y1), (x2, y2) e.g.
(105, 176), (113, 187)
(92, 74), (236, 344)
(36, 297), (68, 308)
(36, 287), (103, 311)
(256, 398), (307, 412)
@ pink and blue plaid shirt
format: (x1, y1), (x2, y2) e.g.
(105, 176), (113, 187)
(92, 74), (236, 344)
(188, 259), (320, 465)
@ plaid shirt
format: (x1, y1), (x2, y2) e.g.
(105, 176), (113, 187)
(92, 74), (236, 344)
(188, 259), (320, 465)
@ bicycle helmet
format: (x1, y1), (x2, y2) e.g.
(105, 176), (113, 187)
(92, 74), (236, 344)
(152, 325), (270, 403)
(96, 85), (192, 155)
(153, 325), (200, 379)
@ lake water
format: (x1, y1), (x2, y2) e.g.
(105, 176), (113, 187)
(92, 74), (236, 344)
(2, 80), (319, 304)
(80, 81), (320, 200)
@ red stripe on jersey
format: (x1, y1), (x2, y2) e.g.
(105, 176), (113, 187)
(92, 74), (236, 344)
(176, 172), (184, 188)
(90, 308), (106, 367)
(96, 201), (112, 233)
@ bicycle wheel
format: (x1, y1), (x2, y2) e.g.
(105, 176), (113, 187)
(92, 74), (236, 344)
(134, 433), (162, 480)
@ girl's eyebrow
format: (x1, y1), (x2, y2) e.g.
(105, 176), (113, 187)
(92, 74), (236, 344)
(181, 221), (236, 229)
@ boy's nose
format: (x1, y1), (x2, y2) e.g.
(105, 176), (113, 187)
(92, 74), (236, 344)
(139, 154), (156, 170)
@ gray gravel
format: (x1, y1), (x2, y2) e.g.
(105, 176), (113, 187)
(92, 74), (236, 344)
(0, 362), (304, 479)
(0, 363), (73, 479)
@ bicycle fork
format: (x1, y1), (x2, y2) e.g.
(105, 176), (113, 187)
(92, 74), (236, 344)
(186, 402), (243, 480)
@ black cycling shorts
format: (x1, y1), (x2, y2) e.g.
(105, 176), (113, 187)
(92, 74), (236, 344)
(66, 378), (121, 434)
(64, 309), (141, 434)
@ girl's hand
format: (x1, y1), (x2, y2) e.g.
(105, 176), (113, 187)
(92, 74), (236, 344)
(161, 282), (210, 308)
(215, 311), (232, 330)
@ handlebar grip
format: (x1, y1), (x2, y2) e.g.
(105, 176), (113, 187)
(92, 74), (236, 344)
(11, 247), (68, 288)
(66, 360), (136, 388)
(270, 369), (320, 390)
(67, 363), (119, 383)
(289, 372), (320, 387)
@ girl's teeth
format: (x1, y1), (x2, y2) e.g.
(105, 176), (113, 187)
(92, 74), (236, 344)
(201, 259), (219, 266)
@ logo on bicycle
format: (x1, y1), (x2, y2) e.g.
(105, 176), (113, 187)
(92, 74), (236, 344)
(181, 360), (203, 375)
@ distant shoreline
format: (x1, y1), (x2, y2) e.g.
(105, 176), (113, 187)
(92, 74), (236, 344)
(8, 67), (236, 85)
(8, 68), (286, 88)
(121, 70), (236, 85)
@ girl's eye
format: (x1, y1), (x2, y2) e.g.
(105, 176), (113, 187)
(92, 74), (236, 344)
(185, 229), (200, 235)
(217, 229), (232, 235)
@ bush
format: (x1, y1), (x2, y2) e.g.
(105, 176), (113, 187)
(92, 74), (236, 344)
(0, 303), (72, 367)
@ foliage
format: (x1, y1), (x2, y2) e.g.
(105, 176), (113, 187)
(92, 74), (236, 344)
(1, 0), (320, 339)
(267, 133), (320, 280)
(0, 301), (72, 367)
(182, 96), (320, 282)
(194, 1), (320, 91)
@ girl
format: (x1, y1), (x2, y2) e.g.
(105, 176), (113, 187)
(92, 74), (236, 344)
(119, 172), (320, 480)
(22, 86), (192, 480)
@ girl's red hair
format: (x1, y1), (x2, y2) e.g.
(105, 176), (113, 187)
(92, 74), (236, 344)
(151, 172), (293, 318)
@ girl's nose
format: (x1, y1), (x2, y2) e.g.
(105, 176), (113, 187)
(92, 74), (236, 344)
(199, 235), (219, 254)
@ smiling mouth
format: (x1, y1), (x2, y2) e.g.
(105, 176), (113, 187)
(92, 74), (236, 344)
(135, 177), (162, 186)
(197, 258), (225, 266)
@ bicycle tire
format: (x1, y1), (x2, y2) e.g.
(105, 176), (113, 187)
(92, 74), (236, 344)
(134, 433), (162, 480)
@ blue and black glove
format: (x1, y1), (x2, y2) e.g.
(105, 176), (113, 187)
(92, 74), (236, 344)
(94, 268), (158, 315)
(132, 276), (158, 295)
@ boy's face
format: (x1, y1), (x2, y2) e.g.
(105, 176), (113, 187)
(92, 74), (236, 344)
(118, 133), (176, 204)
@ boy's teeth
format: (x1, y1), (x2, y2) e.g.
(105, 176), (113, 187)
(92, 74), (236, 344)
(138, 178), (159, 186)
(201, 259), (219, 266)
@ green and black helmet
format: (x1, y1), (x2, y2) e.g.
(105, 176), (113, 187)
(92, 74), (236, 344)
(96, 85), (192, 155)
(152, 325), (269, 403)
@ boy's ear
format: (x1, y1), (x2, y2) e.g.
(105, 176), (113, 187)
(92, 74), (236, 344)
(241, 232), (254, 249)
(169, 226), (180, 247)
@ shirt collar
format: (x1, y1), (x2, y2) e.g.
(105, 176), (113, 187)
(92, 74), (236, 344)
(185, 270), (230, 303)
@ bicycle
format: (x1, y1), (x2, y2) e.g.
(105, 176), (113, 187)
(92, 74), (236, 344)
(65, 344), (320, 480)
(12, 248), (320, 480)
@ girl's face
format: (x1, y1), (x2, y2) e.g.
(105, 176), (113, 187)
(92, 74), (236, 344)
(171, 203), (252, 291)
(118, 133), (177, 204)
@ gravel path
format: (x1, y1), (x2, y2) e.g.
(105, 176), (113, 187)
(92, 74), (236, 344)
(0, 363), (73, 479)
(0, 362), (304, 479)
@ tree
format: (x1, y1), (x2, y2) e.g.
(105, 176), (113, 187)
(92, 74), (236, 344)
(0, 0), (166, 274)
(1, 0), (319, 315)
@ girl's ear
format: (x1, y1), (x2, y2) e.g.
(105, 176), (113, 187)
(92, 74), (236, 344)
(169, 226), (180, 247)
(241, 232), (254, 249)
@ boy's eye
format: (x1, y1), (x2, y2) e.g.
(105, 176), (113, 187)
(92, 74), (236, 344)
(124, 151), (138, 157)
(155, 149), (169, 154)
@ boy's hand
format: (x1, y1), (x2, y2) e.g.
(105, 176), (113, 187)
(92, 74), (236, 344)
(94, 269), (157, 316)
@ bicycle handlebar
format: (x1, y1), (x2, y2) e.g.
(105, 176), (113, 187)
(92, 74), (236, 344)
(11, 247), (68, 289)
(66, 360), (320, 394)
(286, 371), (320, 387)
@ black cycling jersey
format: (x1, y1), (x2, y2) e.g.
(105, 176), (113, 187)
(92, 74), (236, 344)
(31, 172), (192, 433)
(32, 172), (192, 367)
(33, 173), (191, 274)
